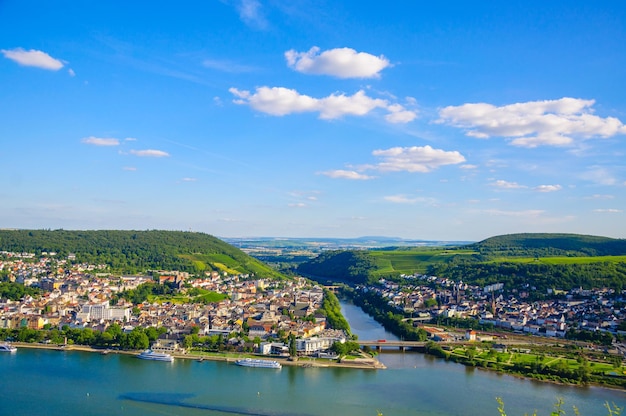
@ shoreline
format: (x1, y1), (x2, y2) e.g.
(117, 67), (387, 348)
(10, 342), (386, 370)
(9, 342), (624, 389)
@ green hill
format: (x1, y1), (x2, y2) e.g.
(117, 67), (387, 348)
(297, 250), (379, 284)
(0, 229), (286, 278)
(298, 233), (626, 292)
(468, 233), (626, 257)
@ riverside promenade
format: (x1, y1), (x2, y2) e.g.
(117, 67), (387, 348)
(11, 342), (386, 369)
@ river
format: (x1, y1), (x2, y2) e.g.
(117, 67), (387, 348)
(0, 302), (623, 415)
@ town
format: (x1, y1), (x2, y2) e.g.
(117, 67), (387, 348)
(370, 273), (620, 344)
(0, 250), (348, 357)
(1, 249), (623, 359)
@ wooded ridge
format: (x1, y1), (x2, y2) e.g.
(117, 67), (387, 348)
(298, 233), (626, 292)
(0, 229), (285, 278)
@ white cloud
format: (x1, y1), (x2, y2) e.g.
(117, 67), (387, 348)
(319, 170), (374, 180)
(438, 97), (626, 148)
(460, 164), (478, 170)
(384, 194), (437, 205)
(68, 68), (76, 77)
(1, 47), (64, 70)
(81, 136), (120, 146)
(288, 190), (320, 201)
(235, 0), (267, 29)
(129, 149), (170, 157)
(181, 177), (197, 182)
(230, 86), (416, 123)
(322, 145), (465, 179)
(483, 209), (545, 218)
(123, 167), (137, 171)
(285, 46), (390, 79)
(230, 86), (319, 116)
(368, 145), (466, 173)
(385, 104), (418, 123)
(288, 203), (307, 208)
(203, 59), (255, 73)
(491, 180), (526, 189)
(580, 167), (617, 185)
(584, 194), (614, 200)
(534, 184), (562, 192)
(593, 208), (622, 213)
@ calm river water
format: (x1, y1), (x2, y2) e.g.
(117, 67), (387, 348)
(0, 302), (623, 416)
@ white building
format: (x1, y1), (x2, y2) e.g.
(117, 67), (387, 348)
(296, 336), (345, 355)
(76, 301), (130, 322)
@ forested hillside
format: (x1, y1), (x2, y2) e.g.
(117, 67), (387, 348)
(297, 250), (378, 284)
(0, 229), (285, 278)
(467, 233), (626, 257)
(298, 233), (626, 293)
(427, 261), (626, 292)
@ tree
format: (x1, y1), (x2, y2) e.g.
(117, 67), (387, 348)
(123, 328), (149, 350)
(289, 334), (297, 357)
(105, 323), (123, 345)
(183, 335), (194, 350)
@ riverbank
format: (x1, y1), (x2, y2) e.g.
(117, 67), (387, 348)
(5, 340), (622, 416)
(10, 342), (385, 369)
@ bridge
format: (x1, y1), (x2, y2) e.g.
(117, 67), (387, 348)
(358, 340), (427, 351)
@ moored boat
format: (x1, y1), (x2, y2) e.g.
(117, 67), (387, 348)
(235, 358), (281, 369)
(137, 350), (174, 362)
(0, 342), (17, 353)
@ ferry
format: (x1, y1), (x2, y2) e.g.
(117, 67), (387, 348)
(136, 350), (174, 362)
(0, 342), (17, 353)
(235, 358), (281, 369)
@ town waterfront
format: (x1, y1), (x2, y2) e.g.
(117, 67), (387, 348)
(0, 302), (624, 416)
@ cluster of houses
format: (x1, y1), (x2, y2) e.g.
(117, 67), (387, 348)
(0, 251), (346, 356)
(365, 273), (623, 339)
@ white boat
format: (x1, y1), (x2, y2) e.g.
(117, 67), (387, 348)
(235, 358), (281, 369)
(136, 350), (174, 362)
(0, 342), (17, 353)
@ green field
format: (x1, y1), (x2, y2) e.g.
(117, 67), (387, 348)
(369, 249), (478, 276)
(180, 253), (282, 278)
(366, 249), (626, 277)
(147, 289), (228, 305)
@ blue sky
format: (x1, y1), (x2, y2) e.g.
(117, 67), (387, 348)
(1, 1), (625, 241)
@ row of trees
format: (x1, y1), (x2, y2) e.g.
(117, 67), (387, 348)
(1, 324), (167, 350)
(566, 329), (614, 346)
(318, 289), (351, 333)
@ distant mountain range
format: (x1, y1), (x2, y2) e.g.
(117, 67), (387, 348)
(222, 236), (473, 250)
